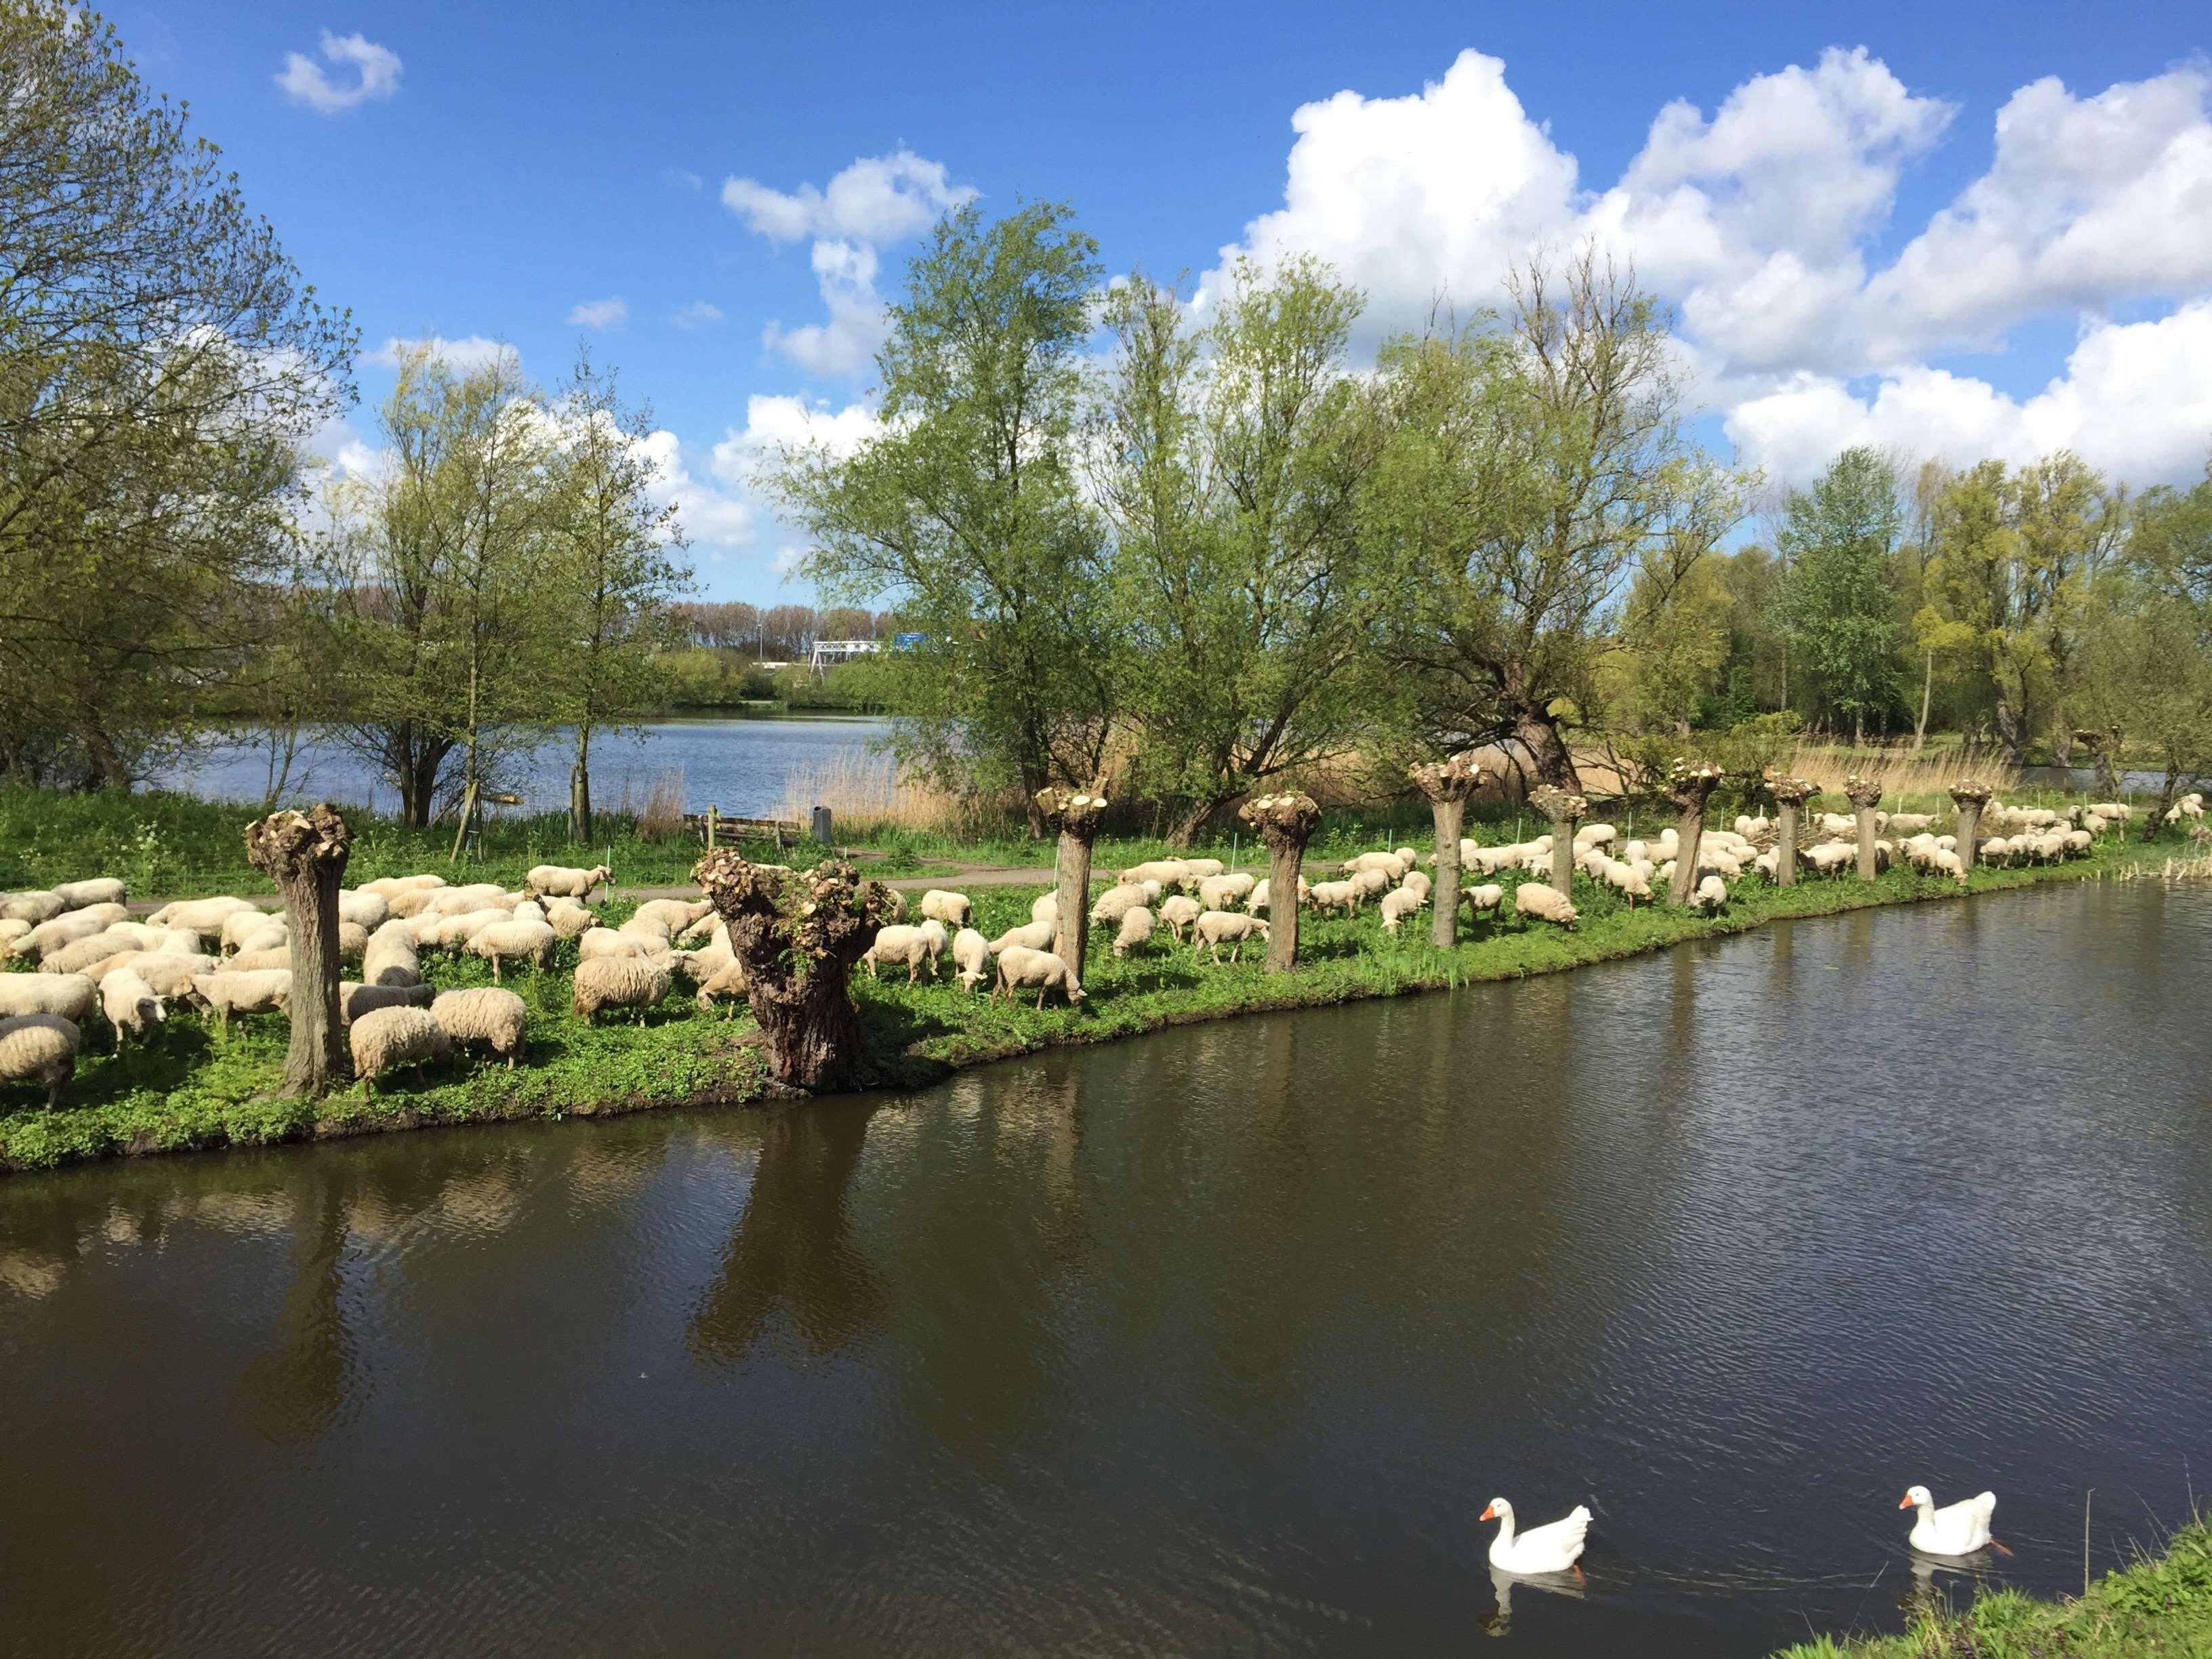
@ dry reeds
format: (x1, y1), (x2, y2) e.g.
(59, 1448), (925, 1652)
(778, 751), (966, 838)
(1778, 741), (2018, 805)
(635, 766), (688, 841)
(2118, 853), (2212, 884)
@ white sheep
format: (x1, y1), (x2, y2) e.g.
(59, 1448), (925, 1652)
(544, 898), (598, 939)
(1182, 858), (1225, 883)
(466, 919), (557, 981)
(1112, 905), (1153, 958)
(1572, 823), (1617, 849)
(0, 972), (98, 1024)
(1090, 884), (1149, 926)
(0, 891), (65, 925)
(1343, 851), (1407, 879)
(1399, 870), (1432, 903)
(1119, 859), (1189, 889)
(950, 926), (991, 992)
(422, 883), (511, 917)
(350, 1006), (453, 1093)
(1193, 909), (1269, 962)
(865, 922), (944, 983)
(0, 919), (31, 954)
(337, 889), (390, 929)
(188, 970), (292, 1032)
(572, 958), (672, 1024)
(98, 966), (166, 1050)
(695, 960), (749, 1017)
(1600, 859), (1653, 906)
(52, 878), (127, 909)
(432, 987), (529, 1067)
(579, 926), (663, 963)
(1246, 877), (1308, 914)
(0, 1014), (79, 1108)
(633, 898), (714, 936)
(989, 918), (1054, 955)
(1307, 879), (1361, 917)
(356, 874), (445, 900)
(1687, 875), (1728, 914)
(144, 896), (258, 935)
(1378, 887), (1425, 933)
(918, 888), (973, 927)
(337, 981), (436, 1025)
(1460, 882), (1506, 918)
(126, 954), (220, 1000)
(1029, 892), (1058, 926)
(1513, 882), (1578, 928)
(523, 863), (612, 902)
(362, 923), (421, 988)
(992, 945), (1086, 1008)
(1197, 872), (1256, 910)
(17, 904), (129, 960)
(1156, 894), (1202, 942)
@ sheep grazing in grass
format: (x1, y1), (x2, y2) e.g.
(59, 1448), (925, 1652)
(1351, 867), (1393, 900)
(0, 1014), (80, 1108)
(950, 926), (991, 992)
(2165, 791), (2205, 824)
(1597, 859), (1652, 906)
(356, 874), (445, 900)
(1029, 892), (1057, 926)
(226, 947), (293, 975)
(1112, 905), (1153, 958)
(188, 969), (292, 1032)
(632, 899), (713, 937)
(1343, 851), (1407, 880)
(1119, 859), (1189, 890)
(523, 863), (612, 903)
(544, 898), (598, 939)
(338, 981), (436, 1025)
(51, 878), (127, 909)
(1888, 813), (1937, 834)
(1307, 879), (1361, 917)
(1193, 909), (1269, 963)
(362, 923), (421, 989)
(432, 987), (529, 1068)
(1378, 887), (1425, 934)
(0, 919), (32, 954)
(988, 918), (1054, 955)
(1155, 894), (1202, 943)
(129, 954), (220, 1000)
(1090, 884), (1149, 926)
(228, 920), (289, 958)
(1181, 858), (1225, 884)
(39, 931), (142, 977)
(1460, 882), (1506, 918)
(572, 958), (672, 1025)
(219, 909), (280, 953)
(694, 959), (749, 1017)
(425, 908), (511, 951)
(0, 972), (98, 1024)
(1246, 877), (1308, 914)
(865, 922), (945, 984)
(466, 920), (557, 981)
(422, 883), (510, 917)
(349, 1006), (453, 1093)
(144, 895), (258, 935)
(336, 890), (390, 930)
(993, 945), (1086, 1008)
(1513, 882), (1578, 928)
(16, 904), (129, 960)
(1399, 870), (1432, 903)
(0, 891), (65, 926)
(1573, 823), (1617, 850)
(1197, 872), (1256, 911)
(98, 966), (166, 1050)
(917, 888), (972, 927)
(1687, 875), (1728, 914)
(579, 926), (663, 963)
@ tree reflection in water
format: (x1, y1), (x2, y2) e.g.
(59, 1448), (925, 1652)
(231, 1180), (358, 1443)
(689, 1101), (886, 1364)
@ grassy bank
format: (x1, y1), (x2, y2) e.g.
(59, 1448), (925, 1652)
(0, 825), (2181, 1173)
(1777, 1520), (2212, 1657)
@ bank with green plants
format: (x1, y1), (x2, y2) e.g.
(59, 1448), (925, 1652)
(1776, 1519), (2212, 1658)
(0, 827), (2181, 1174)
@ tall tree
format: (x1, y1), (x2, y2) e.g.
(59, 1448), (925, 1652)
(1776, 447), (1902, 743)
(0, 1), (354, 786)
(544, 349), (690, 840)
(1090, 261), (1382, 840)
(773, 202), (1119, 835)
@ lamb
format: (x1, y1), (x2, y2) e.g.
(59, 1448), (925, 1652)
(1090, 884), (1149, 926)
(422, 883), (510, 917)
(337, 980), (436, 1024)
(1572, 823), (1617, 849)
(144, 896), (258, 935)
(336, 890), (390, 929)
(188, 969), (292, 1032)
(992, 945), (1086, 1008)
(511, 899), (547, 924)
(1181, 858), (1225, 884)
(0, 890), (66, 925)
(2164, 792), (2205, 824)
(571, 958), (672, 1025)
(1029, 892), (1058, 926)
(1513, 882), (1578, 928)
(1307, 879), (1362, 917)
(0, 1014), (79, 1107)
(917, 888), (973, 927)
(1687, 875), (1728, 914)
(52, 878), (127, 910)
(466, 919), (558, 981)
(98, 966), (167, 1049)
(1599, 859), (1653, 906)
(349, 1006), (454, 1093)
(1111, 905), (1154, 958)
(1193, 909), (1269, 962)
(1156, 894), (1202, 942)
(1930, 848), (1967, 882)
(694, 959), (750, 1017)
(0, 972), (98, 1024)
(1460, 882), (1506, 917)
(427, 908), (512, 951)
(949, 926), (991, 991)
(431, 987), (529, 1067)
(1378, 887), (1425, 933)
(989, 918), (1055, 955)
(864, 922), (945, 983)
(523, 863), (612, 902)
(1197, 872), (1256, 910)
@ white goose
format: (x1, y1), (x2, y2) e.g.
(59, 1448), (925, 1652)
(1900, 1484), (1998, 1557)
(1481, 1496), (1592, 1575)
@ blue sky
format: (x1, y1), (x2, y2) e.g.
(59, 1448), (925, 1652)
(124, 1), (2212, 600)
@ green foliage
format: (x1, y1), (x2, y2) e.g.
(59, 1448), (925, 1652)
(1778, 447), (1904, 739)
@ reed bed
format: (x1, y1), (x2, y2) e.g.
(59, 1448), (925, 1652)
(778, 751), (968, 838)
(1778, 741), (2018, 804)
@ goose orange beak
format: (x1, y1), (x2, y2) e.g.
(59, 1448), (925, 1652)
(1898, 1494), (1914, 1509)
(1479, 1503), (1498, 1521)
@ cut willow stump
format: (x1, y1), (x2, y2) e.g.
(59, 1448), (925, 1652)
(1844, 774), (1885, 880)
(1767, 772), (1815, 887)
(1950, 781), (1994, 872)
(1410, 752), (1486, 949)
(693, 849), (895, 1091)
(1037, 785), (1108, 983)
(1530, 783), (1587, 897)
(243, 804), (353, 1097)
(1240, 792), (1321, 974)
(1664, 762), (1725, 904)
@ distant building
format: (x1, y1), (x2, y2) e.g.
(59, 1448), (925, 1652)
(806, 638), (880, 672)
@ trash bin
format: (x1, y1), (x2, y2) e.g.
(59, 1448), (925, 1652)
(811, 806), (834, 845)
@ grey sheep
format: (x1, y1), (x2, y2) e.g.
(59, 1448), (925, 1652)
(338, 980), (436, 1025)
(0, 1014), (79, 1108)
(432, 987), (529, 1067)
(349, 1006), (453, 1094)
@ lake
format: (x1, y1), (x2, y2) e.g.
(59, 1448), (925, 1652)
(152, 716), (900, 820)
(3, 878), (2208, 1656)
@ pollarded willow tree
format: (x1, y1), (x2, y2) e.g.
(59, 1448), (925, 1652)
(1765, 771), (1816, 887)
(1530, 783), (1586, 895)
(1036, 785), (1108, 981)
(1664, 761), (1724, 904)
(1410, 752), (1485, 948)
(1843, 774), (1884, 880)
(243, 805), (352, 1097)
(693, 850), (897, 1091)
(1240, 792), (1321, 973)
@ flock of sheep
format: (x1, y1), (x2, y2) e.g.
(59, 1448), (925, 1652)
(2, 787), (2184, 1109)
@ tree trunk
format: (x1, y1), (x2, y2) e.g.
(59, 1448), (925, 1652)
(1993, 694), (2026, 767)
(244, 805), (353, 1097)
(1847, 784), (1883, 880)
(1954, 798), (1985, 870)
(751, 971), (870, 1090)
(1429, 798), (1465, 950)
(1265, 842), (1304, 973)
(1052, 831), (1093, 981)
(1912, 651), (1933, 753)
(1776, 799), (1800, 886)
(1669, 803), (1705, 903)
(1853, 708), (1864, 747)
(1513, 707), (1581, 792)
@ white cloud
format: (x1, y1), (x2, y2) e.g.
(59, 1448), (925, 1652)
(671, 300), (725, 330)
(275, 31), (401, 115)
(724, 148), (972, 377)
(566, 297), (628, 330)
(365, 334), (512, 373)
(709, 394), (881, 489)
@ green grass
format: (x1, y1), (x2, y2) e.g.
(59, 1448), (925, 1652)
(1776, 1521), (2212, 1657)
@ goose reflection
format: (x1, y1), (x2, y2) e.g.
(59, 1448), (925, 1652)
(1480, 1560), (1586, 1636)
(689, 1102), (884, 1364)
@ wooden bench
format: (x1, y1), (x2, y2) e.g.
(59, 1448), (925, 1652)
(684, 808), (807, 850)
